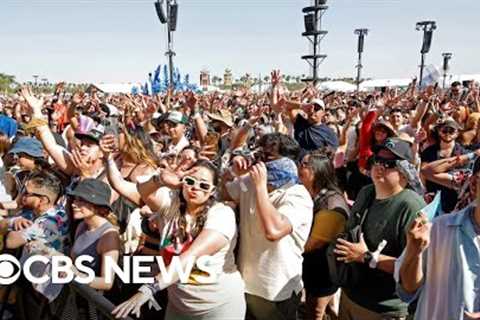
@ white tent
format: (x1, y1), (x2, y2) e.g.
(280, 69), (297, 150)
(446, 74), (480, 85)
(360, 78), (411, 90)
(317, 81), (356, 92)
(91, 83), (141, 94)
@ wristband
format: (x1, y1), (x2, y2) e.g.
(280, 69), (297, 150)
(467, 152), (476, 161)
(192, 111), (201, 119)
(138, 285), (162, 311)
(7, 217), (19, 231)
(369, 239), (387, 269)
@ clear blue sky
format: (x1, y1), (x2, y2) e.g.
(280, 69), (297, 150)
(1, 0), (478, 84)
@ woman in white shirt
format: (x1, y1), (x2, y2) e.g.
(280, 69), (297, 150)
(101, 135), (245, 320)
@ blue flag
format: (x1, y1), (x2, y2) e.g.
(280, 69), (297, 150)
(419, 191), (442, 221)
(141, 82), (149, 95)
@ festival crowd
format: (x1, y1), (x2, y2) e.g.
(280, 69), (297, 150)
(0, 72), (479, 320)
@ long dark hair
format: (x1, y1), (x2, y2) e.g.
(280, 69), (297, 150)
(306, 149), (342, 196)
(177, 159), (219, 241)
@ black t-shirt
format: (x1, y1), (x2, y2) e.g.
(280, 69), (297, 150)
(294, 115), (339, 151)
(420, 142), (467, 212)
(344, 185), (425, 316)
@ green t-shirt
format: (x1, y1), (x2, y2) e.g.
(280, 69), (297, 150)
(344, 185), (426, 316)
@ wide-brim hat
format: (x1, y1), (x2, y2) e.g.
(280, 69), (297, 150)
(206, 110), (234, 127)
(373, 120), (398, 137)
(67, 178), (112, 210)
(8, 137), (44, 158)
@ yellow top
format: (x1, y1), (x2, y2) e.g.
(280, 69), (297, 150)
(309, 209), (346, 243)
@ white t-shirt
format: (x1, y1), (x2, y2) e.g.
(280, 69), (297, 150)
(166, 135), (190, 156)
(152, 187), (245, 316)
(226, 176), (313, 301)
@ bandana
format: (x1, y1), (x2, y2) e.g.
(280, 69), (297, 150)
(396, 160), (425, 195)
(265, 157), (299, 189)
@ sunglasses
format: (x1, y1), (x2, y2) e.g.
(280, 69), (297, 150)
(182, 176), (214, 192)
(369, 156), (398, 169)
(440, 127), (457, 134)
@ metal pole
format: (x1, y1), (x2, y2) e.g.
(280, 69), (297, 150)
(356, 52), (362, 92)
(166, 0), (175, 90)
(312, 7), (319, 86)
(419, 53), (425, 87)
(443, 73), (447, 89)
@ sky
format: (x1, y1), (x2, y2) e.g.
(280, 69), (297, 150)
(0, 0), (479, 84)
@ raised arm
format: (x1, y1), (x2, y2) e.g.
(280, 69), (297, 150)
(250, 162), (294, 241)
(399, 215), (430, 295)
(136, 170), (182, 213)
(100, 135), (142, 206)
(20, 86), (76, 175)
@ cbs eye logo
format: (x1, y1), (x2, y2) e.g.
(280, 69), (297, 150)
(0, 254), (21, 285)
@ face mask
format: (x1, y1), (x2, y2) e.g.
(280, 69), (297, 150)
(265, 157), (299, 189)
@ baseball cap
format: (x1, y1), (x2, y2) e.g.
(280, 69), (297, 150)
(166, 111), (188, 125)
(8, 137), (44, 158)
(74, 115), (104, 144)
(373, 137), (413, 162)
(311, 99), (325, 110)
(75, 127), (104, 144)
(67, 178), (111, 210)
(437, 118), (461, 131)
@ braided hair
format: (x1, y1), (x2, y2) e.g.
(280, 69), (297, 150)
(176, 160), (219, 242)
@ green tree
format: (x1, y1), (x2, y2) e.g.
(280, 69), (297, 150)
(0, 73), (17, 93)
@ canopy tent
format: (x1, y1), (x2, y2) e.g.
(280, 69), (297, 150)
(445, 74), (480, 85)
(317, 81), (356, 92)
(199, 85), (224, 93)
(88, 83), (141, 94)
(360, 78), (411, 90)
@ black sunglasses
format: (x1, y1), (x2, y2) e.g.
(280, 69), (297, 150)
(440, 127), (457, 134)
(369, 155), (398, 169)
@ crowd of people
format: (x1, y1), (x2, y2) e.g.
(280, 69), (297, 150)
(0, 73), (479, 320)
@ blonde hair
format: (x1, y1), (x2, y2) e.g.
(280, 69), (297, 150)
(466, 113), (480, 131)
(121, 127), (159, 168)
